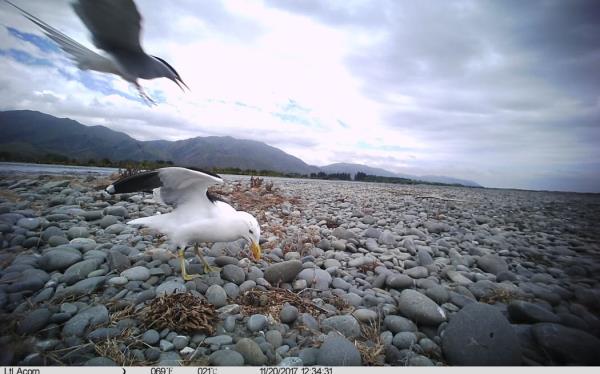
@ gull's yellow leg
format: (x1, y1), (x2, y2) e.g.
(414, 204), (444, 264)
(178, 247), (200, 281)
(194, 244), (220, 274)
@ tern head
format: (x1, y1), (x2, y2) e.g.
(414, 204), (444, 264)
(151, 55), (189, 91)
(238, 211), (261, 261)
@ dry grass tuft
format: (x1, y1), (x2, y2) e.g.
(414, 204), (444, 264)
(237, 288), (322, 319)
(139, 293), (217, 335)
(94, 335), (143, 366)
(355, 318), (385, 366)
(479, 288), (527, 304)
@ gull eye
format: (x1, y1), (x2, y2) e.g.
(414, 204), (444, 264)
(249, 229), (254, 234)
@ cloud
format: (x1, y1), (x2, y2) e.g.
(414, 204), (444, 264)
(1, 0), (599, 192)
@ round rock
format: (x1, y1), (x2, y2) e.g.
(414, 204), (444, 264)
(397, 289), (446, 325)
(316, 333), (361, 366)
(263, 260), (303, 284)
(442, 302), (522, 365)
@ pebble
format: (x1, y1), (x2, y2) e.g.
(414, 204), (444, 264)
(121, 266), (151, 281)
(206, 284), (228, 307)
(263, 260), (303, 284)
(247, 314), (268, 332)
(235, 338), (267, 365)
(222, 264), (246, 285)
(321, 315), (361, 339)
(316, 333), (362, 366)
(210, 350), (245, 366)
(143, 330), (160, 345)
(280, 304), (299, 324)
(397, 289), (446, 325)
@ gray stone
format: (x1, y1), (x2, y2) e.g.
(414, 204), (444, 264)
(5, 268), (50, 293)
(364, 227), (382, 239)
(69, 238), (96, 251)
(209, 349), (245, 366)
(145, 347), (161, 361)
(81, 210), (103, 221)
(104, 205), (128, 217)
(17, 218), (40, 230)
(332, 227), (356, 240)
(384, 315), (417, 334)
(205, 335), (233, 346)
(88, 327), (121, 342)
(379, 230), (396, 245)
(417, 248), (434, 266)
(264, 260), (303, 284)
(316, 333), (362, 366)
(84, 357), (117, 366)
(442, 302), (522, 365)
(62, 259), (101, 285)
(108, 250), (131, 272)
(266, 330), (283, 348)
(397, 289), (446, 325)
(352, 309), (378, 323)
(156, 280), (186, 296)
(425, 285), (449, 305)
(206, 284), (227, 307)
(235, 338), (267, 365)
(158, 351), (181, 366)
(386, 274), (413, 289)
(531, 323), (600, 365)
(297, 268), (332, 291)
(105, 223), (127, 235)
(405, 266), (428, 279)
(18, 308), (52, 334)
(332, 277), (351, 290)
(160, 340), (175, 351)
(48, 235), (70, 247)
(321, 315), (361, 339)
(63, 305), (109, 337)
(280, 304), (299, 324)
(247, 314), (268, 332)
(477, 254), (509, 275)
(121, 266), (151, 281)
(143, 329), (161, 345)
(40, 248), (82, 271)
(222, 264), (245, 285)
(99, 215), (119, 229)
(173, 336), (189, 350)
(108, 276), (128, 286)
(299, 348), (319, 366)
(56, 276), (106, 298)
(392, 331), (418, 349)
(278, 357), (303, 366)
(67, 226), (89, 240)
(508, 301), (561, 324)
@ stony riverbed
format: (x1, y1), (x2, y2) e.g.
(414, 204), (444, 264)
(0, 171), (599, 366)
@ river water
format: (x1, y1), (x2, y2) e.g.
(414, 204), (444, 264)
(0, 162), (119, 175)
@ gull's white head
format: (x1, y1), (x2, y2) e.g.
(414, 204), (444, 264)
(238, 211), (261, 260)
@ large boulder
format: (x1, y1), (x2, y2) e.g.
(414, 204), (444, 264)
(442, 302), (521, 365)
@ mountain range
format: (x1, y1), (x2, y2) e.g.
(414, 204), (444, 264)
(0, 110), (481, 187)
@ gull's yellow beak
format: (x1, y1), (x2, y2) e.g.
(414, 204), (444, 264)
(250, 240), (262, 261)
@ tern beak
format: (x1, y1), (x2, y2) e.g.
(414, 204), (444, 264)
(250, 240), (262, 261)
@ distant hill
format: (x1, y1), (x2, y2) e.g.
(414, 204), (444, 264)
(0, 110), (482, 187)
(320, 162), (482, 187)
(320, 163), (399, 178)
(0, 110), (319, 174)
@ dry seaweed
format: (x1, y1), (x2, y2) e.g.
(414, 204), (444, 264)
(139, 293), (217, 335)
(237, 288), (322, 319)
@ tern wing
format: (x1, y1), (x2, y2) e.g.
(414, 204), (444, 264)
(72, 0), (144, 55)
(6, 0), (118, 74)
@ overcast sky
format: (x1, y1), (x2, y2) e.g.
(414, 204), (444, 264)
(0, 0), (599, 192)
